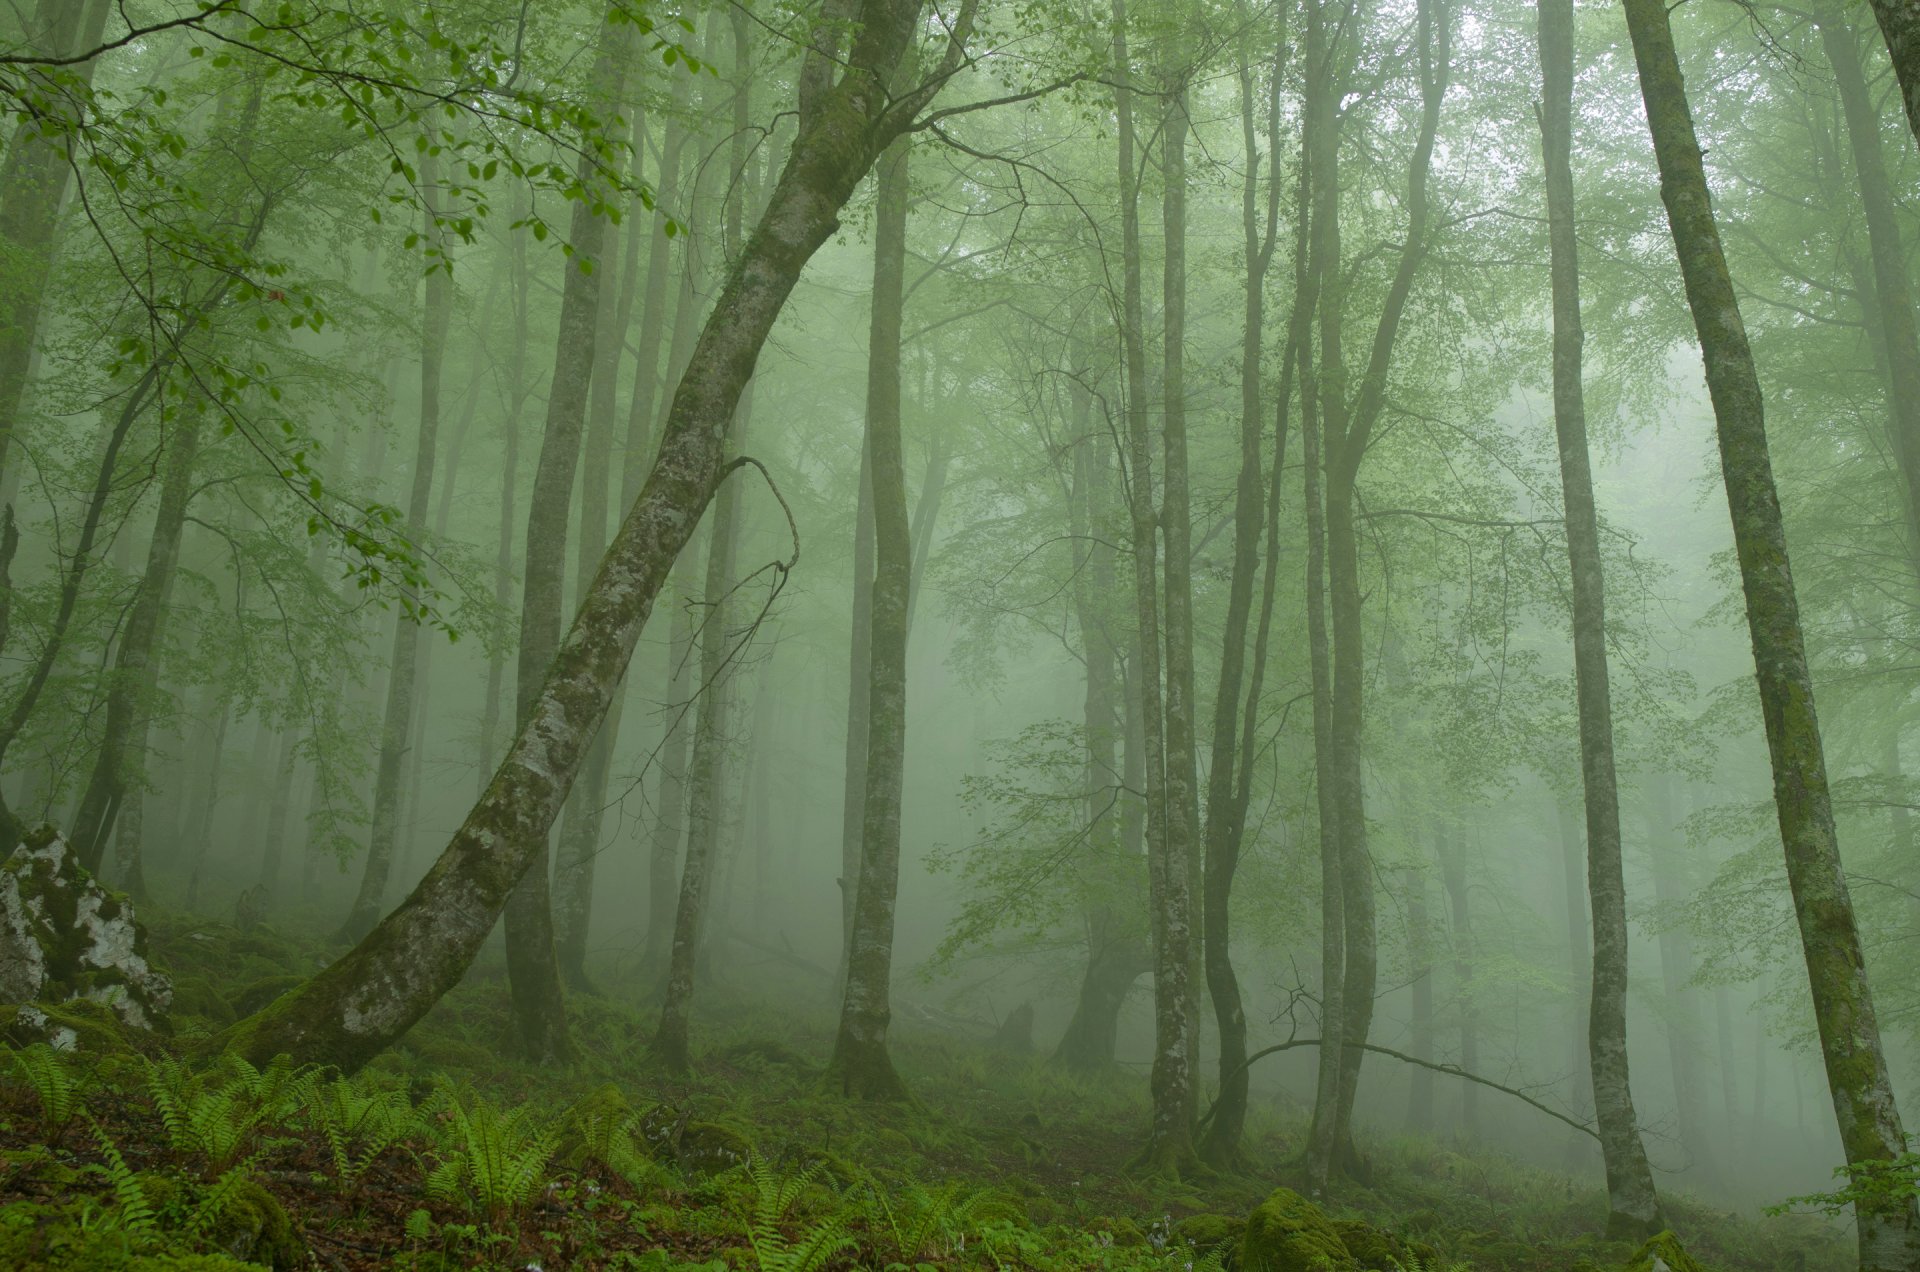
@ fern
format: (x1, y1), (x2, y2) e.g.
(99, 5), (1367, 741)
(144, 1053), (317, 1178)
(866, 1177), (1002, 1264)
(85, 1118), (156, 1234)
(306, 1075), (416, 1194)
(9, 1043), (85, 1143)
(738, 1155), (852, 1272)
(426, 1093), (558, 1223)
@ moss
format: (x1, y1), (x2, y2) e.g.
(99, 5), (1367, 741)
(1331, 1219), (1410, 1270)
(675, 1120), (752, 1175)
(0, 1196), (258, 1270)
(226, 975), (304, 1019)
(1173, 1213), (1244, 1254)
(1623, 1231), (1707, 1272)
(1238, 1188), (1355, 1272)
(170, 978), (236, 1025)
(1090, 1216), (1149, 1248)
(0, 996), (133, 1053)
(203, 1179), (303, 1271)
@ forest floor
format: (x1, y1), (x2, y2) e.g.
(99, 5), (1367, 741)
(0, 910), (1850, 1271)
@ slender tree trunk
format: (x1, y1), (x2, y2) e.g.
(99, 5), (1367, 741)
(1818, 9), (1920, 581)
(339, 147), (454, 943)
(1537, 0), (1663, 1231)
(1436, 820), (1477, 1140)
(1111, 0), (1191, 1172)
(1622, 1), (1920, 1262)
(230, 0), (952, 1078)
(644, 562), (697, 975)
(827, 110), (913, 1100)
(1198, 10), (1285, 1168)
(0, 0), (111, 493)
(838, 429), (876, 988)
(1555, 802), (1593, 1121)
(1406, 864), (1435, 1134)
(478, 193), (534, 791)
(1299, 0), (1345, 1196)
(69, 417), (203, 872)
(503, 16), (637, 1064)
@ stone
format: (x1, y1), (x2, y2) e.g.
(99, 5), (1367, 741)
(0, 828), (171, 1045)
(1238, 1189), (1355, 1272)
(1623, 1232), (1705, 1272)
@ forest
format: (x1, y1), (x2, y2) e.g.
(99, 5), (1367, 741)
(3, 0), (1920, 1268)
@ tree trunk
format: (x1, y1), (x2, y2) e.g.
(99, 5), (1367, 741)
(1818, 8), (1920, 581)
(1648, 777), (1715, 1187)
(229, 0), (952, 1080)
(1406, 864), (1435, 1134)
(477, 193), (533, 792)
(1622, 1), (1920, 1262)
(1110, 0), (1191, 1173)
(339, 144), (454, 943)
(838, 426), (877, 989)
(502, 14), (638, 1064)
(1537, 0), (1663, 1231)
(827, 90), (913, 1098)
(1198, 8), (1286, 1168)
(644, 562), (697, 975)
(1299, 0), (1344, 1197)
(69, 417), (202, 872)
(1436, 820), (1477, 1140)
(1867, 0), (1920, 152)
(0, 0), (111, 492)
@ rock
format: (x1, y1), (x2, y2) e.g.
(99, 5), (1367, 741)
(1624, 1231), (1705, 1272)
(0, 828), (171, 1045)
(636, 1103), (752, 1175)
(1238, 1188), (1355, 1272)
(1173, 1212), (1245, 1257)
(1332, 1219), (1413, 1270)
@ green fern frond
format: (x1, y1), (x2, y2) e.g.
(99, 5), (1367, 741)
(86, 1118), (155, 1234)
(183, 1165), (255, 1239)
(9, 1043), (84, 1141)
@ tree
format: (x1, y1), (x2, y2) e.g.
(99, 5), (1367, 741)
(1536, 0), (1663, 1234)
(230, 0), (977, 1075)
(1621, 0), (1920, 1263)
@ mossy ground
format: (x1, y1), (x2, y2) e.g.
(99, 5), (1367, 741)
(0, 911), (1853, 1271)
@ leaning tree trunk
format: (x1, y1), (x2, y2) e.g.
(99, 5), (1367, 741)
(1623, 0), (1920, 1263)
(1867, 0), (1920, 152)
(338, 144), (454, 944)
(1537, 0), (1663, 1233)
(227, 0), (958, 1076)
(1110, 0), (1190, 1173)
(826, 105), (913, 1100)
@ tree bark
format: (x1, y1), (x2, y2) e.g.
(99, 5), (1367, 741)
(1110, 0), (1191, 1173)
(229, 0), (955, 1081)
(1537, 0), (1663, 1232)
(1867, 0), (1920, 152)
(69, 416), (202, 873)
(1622, 0), (1920, 1262)
(827, 111), (914, 1101)
(1198, 8), (1285, 1168)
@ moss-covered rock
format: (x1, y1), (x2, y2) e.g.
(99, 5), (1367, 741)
(1089, 1216), (1148, 1248)
(169, 978), (235, 1025)
(1331, 1219), (1410, 1270)
(1, 995), (134, 1052)
(0, 829), (172, 1038)
(636, 1102), (752, 1175)
(1238, 1189), (1355, 1272)
(204, 1179), (303, 1270)
(1623, 1230), (1707, 1272)
(1173, 1212), (1245, 1255)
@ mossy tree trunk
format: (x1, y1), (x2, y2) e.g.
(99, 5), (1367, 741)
(1623, 0), (1920, 1263)
(827, 99), (913, 1101)
(1536, 0), (1663, 1233)
(1867, 0), (1920, 152)
(230, 0), (962, 1078)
